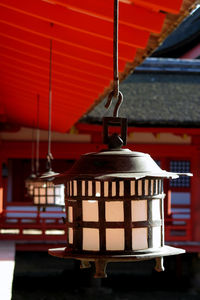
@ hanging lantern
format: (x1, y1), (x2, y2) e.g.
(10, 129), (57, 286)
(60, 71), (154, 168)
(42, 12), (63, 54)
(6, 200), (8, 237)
(48, 0), (192, 276)
(31, 31), (65, 208)
(25, 173), (38, 197)
(33, 180), (65, 207)
(49, 116), (192, 277)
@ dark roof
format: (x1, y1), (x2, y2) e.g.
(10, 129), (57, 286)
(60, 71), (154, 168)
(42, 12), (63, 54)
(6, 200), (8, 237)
(152, 7), (200, 58)
(81, 58), (200, 128)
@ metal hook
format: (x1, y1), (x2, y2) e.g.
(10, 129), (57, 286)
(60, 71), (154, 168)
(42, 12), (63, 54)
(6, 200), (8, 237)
(105, 90), (123, 117)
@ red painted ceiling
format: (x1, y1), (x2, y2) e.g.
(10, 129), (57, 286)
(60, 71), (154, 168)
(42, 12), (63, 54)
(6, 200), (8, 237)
(0, 0), (196, 132)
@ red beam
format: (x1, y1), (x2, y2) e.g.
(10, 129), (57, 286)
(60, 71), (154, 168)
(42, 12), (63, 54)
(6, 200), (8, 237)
(50, 0), (166, 33)
(0, 0), (164, 35)
(0, 34), (113, 79)
(76, 123), (200, 136)
(130, 0), (183, 14)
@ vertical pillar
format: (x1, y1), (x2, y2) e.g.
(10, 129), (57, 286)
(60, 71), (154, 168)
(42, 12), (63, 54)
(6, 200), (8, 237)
(0, 155), (8, 212)
(162, 158), (171, 217)
(190, 146), (200, 241)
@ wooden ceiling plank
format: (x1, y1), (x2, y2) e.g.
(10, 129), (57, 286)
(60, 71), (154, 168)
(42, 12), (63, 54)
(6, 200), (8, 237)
(0, 60), (106, 96)
(0, 93), (92, 118)
(0, 49), (111, 87)
(52, 0), (165, 33)
(0, 30), (115, 71)
(0, 0), (152, 42)
(0, 71), (101, 101)
(0, 36), (113, 79)
(129, 0), (183, 14)
(0, 77), (98, 106)
(0, 76), (100, 105)
(0, 44), (110, 82)
(0, 93), (91, 114)
(0, 5), (149, 49)
(0, 22), (132, 66)
(0, 53), (110, 89)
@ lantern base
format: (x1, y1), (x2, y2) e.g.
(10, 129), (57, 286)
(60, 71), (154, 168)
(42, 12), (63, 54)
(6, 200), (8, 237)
(48, 245), (185, 278)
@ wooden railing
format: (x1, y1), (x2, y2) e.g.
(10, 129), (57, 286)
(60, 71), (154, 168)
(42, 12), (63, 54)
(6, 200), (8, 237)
(0, 206), (66, 241)
(0, 205), (192, 245)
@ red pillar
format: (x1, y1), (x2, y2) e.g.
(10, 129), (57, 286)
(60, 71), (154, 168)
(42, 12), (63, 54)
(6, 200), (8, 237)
(190, 137), (200, 241)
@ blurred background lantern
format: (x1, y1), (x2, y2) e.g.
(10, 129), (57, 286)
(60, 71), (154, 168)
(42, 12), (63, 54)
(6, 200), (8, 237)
(26, 27), (65, 209)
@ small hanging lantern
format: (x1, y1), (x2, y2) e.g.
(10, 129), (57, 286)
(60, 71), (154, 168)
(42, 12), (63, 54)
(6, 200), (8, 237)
(25, 173), (37, 197)
(33, 181), (65, 207)
(25, 117), (36, 198)
(25, 96), (43, 199)
(31, 27), (65, 208)
(48, 0), (192, 276)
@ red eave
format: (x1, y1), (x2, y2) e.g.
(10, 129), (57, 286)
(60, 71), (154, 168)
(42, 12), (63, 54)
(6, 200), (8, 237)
(0, 0), (197, 132)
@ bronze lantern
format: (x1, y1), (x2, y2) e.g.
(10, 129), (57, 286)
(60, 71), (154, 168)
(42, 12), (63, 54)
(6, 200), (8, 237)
(49, 117), (192, 277)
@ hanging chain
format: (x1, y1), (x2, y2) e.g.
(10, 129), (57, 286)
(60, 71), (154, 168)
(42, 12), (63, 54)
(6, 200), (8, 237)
(105, 0), (123, 117)
(31, 122), (35, 175)
(36, 94), (40, 176)
(47, 24), (54, 171)
(113, 0), (119, 97)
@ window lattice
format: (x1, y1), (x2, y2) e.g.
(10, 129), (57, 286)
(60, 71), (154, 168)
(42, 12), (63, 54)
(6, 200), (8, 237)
(169, 160), (190, 188)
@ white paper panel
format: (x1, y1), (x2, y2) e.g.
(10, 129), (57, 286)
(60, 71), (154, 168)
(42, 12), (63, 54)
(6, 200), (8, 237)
(130, 180), (135, 196)
(88, 181), (93, 196)
(68, 228), (73, 244)
(83, 228), (99, 251)
(119, 181), (124, 196)
(55, 186), (61, 196)
(152, 199), (161, 220)
(68, 207), (73, 222)
(151, 180), (154, 195)
(70, 181), (72, 196)
(155, 180), (158, 194)
(132, 228), (148, 250)
(82, 200), (99, 221)
(145, 180), (149, 195)
(40, 187), (46, 195)
(104, 182), (109, 197)
(40, 196), (46, 204)
(112, 182), (116, 196)
(47, 196), (54, 204)
(82, 181), (85, 196)
(105, 201), (124, 222)
(47, 188), (54, 196)
(73, 181), (77, 196)
(34, 197), (39, 204)
(95, 181), (101, 197)
(138, 180), (142, 195)
(152, 227), (161, 248)
(131, 200), (147, 222)
(106, 229), (124, 250)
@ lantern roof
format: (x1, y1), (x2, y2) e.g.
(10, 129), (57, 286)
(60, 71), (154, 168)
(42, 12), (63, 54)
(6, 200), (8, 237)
(54, 148), (192, 181)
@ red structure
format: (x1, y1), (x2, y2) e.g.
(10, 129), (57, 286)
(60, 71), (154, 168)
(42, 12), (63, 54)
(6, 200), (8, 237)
(0, 0), (199, 254)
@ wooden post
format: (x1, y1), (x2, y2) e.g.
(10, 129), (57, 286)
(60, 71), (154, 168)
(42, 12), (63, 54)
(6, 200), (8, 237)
(190, 146), (200, 241)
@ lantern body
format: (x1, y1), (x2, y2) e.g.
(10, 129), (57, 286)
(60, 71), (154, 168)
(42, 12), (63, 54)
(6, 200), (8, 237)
(66, 178), (164, 253)
(33, 180), (65, 207)
(25, 177), (42, 197)
(49, 148), (191, 277)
